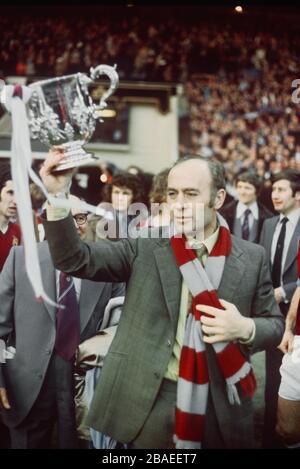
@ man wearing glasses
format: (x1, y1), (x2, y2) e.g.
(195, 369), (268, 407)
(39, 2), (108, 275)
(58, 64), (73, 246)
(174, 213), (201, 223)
(72, 211), (90, 239)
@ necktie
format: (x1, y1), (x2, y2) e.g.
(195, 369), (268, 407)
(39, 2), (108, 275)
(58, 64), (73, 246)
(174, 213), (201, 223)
(241, 209), (251, 240)
(196, 243), (208, 266)
(55, 272), (80, 361)
(271, 217), (288, 289)
(187, 243), (207, 311)
(188, 238), (207, 257)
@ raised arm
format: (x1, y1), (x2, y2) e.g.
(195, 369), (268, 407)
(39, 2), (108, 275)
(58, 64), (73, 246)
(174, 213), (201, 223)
(43, 213), (137, 283)
(40, 149), (137, 283)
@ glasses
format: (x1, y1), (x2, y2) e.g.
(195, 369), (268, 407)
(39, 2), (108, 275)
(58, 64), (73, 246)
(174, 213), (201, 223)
(72, 213), (88, 225)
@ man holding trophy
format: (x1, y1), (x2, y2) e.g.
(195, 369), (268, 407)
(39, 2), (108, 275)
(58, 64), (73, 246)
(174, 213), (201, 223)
(1, 63), (283, 449)
(0, 64), (119, 306)
(39, 149), (283, 449)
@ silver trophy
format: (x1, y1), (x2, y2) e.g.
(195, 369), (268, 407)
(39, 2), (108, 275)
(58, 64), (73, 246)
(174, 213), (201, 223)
(27, 65), (119, 171)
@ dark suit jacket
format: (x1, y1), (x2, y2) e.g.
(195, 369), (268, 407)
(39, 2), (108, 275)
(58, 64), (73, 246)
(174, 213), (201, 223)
(220, 200), (273, 243)
(42, 215), (284, 448)
(0, 241), (125, 427)
(259, 215), (300, 306)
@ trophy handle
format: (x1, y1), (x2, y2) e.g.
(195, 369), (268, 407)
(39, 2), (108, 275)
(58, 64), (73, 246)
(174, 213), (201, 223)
(90, 64), (119, 110)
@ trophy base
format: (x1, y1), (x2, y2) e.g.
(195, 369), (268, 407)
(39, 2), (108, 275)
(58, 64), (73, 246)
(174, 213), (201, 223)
(53, 142), (99, 172)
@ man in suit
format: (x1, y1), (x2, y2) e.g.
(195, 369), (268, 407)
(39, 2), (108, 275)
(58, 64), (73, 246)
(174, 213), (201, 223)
(259, 168), (300, 448)
(0, 197), (125, 449)
(0, 162), (21, 448)
(220, 171), (273, 243)
(40, 150), (284, 449)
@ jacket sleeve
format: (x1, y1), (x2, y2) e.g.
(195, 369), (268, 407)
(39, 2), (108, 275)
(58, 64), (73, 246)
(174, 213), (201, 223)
(247, 247), (285, 354)
(283, 280), (298, 302)
(0, 247), (16, 388)
(43, 213), (137, 283)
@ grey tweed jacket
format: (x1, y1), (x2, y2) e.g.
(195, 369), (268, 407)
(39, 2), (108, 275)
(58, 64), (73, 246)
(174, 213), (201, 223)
(42, 215), (284, 448)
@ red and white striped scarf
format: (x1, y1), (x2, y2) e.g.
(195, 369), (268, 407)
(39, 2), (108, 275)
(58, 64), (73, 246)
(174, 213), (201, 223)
(170, 214), (256, 449)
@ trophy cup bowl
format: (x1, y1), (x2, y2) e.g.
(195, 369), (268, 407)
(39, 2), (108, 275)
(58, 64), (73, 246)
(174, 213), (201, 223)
(27, 65), (119, 171)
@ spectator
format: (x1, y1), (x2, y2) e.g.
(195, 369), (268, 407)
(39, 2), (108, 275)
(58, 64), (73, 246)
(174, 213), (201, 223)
(220, 171), (273, 243)
(0, 163), (21, 272)
(90, 171), (146, 241)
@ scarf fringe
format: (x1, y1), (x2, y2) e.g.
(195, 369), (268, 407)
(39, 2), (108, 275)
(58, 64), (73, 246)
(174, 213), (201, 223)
(174, 436), (202, 449)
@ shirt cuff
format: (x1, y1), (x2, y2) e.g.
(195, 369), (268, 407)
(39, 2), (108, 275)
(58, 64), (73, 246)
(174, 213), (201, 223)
(239, 319), (256, 346)
(46, 201), (70, 221)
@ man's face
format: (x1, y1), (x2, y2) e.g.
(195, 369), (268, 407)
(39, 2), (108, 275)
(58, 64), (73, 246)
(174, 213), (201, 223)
(167, 160), (223, 237)
(271, 179), (298, 214)
(111, 185), (133, 212)
(71, 208), (88, 240)
(236, 181), (257, 206)
(0, 180), (17, 220)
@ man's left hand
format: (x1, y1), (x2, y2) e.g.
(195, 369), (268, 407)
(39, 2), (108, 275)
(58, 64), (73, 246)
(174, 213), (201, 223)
(197, 299), (254, 344)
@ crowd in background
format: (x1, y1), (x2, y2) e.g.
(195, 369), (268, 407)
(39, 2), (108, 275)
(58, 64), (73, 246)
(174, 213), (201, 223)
(1, 9), (300, 84)
(184, 71), (300, 195)
(1, 7), (300, 192)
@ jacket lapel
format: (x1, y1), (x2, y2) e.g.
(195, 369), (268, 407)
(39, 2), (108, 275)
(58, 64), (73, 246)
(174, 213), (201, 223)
(218, 239), (246, 301)
(257, 205), (266, 241)
(39, 243), (56, 322)
(154, 240), (182, 328)
(79, 280), (105, 333)
(265, 216), (279, 263)
(283, 217), (300, 275)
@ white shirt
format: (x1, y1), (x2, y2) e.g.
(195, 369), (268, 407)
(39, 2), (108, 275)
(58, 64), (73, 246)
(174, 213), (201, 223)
(271, 207), (300, 296)
(55, 270), (81, 303)
(236, 201), (259, 231)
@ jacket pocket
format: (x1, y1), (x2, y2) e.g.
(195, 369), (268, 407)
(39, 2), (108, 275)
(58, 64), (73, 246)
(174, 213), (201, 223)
(86, 352), (128, 430)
